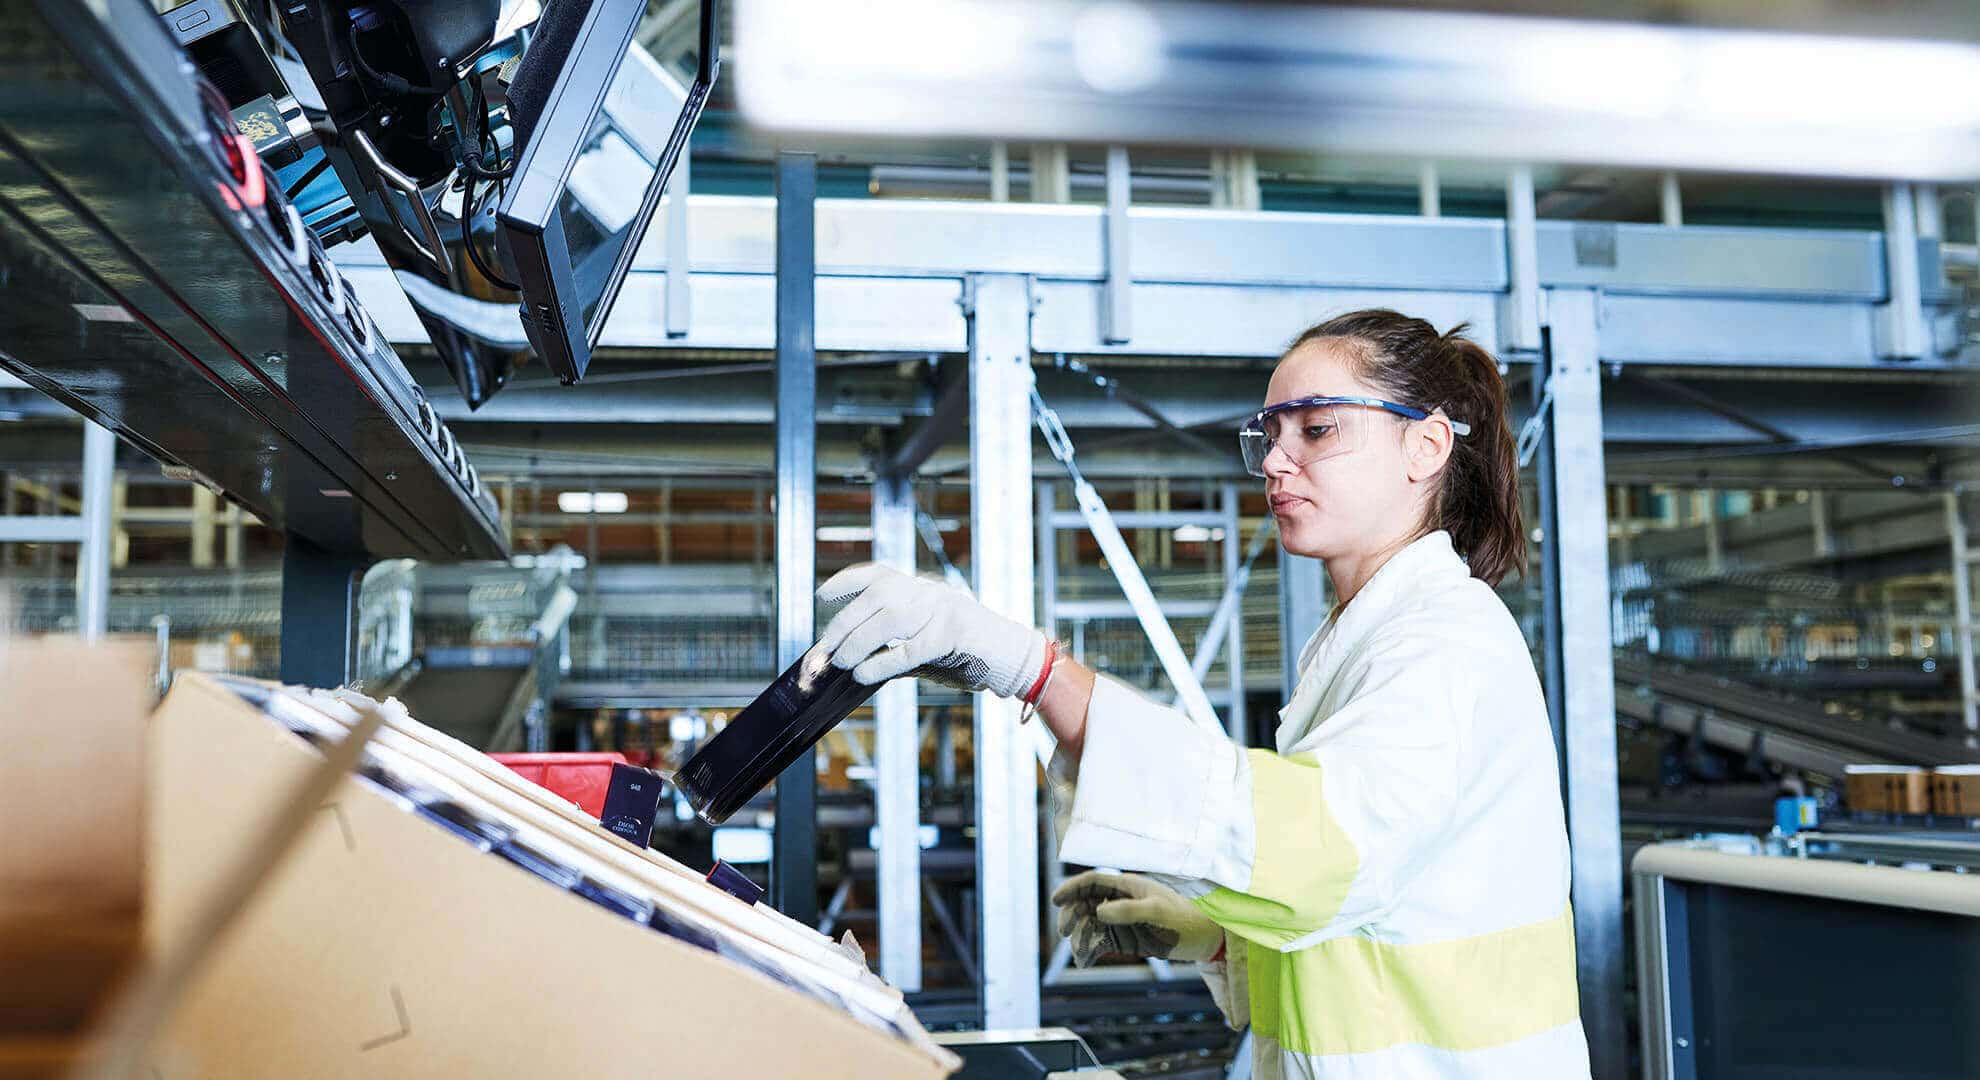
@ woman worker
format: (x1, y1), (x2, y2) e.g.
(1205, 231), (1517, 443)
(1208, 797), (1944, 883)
(808, 310), (1590, 1078)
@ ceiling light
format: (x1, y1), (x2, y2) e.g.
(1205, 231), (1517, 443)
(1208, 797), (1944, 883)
(1073, 2), (1166, 94)
(558, 491), (628, 514)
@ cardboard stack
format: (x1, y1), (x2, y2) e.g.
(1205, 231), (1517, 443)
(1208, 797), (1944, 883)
(0, 638), (154, 1077)
(1844, 763), (1980, 818)
(141, 673), (960, 1078)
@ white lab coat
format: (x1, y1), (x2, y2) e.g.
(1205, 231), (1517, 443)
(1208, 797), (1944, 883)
(1050, 531), (1590, 1079)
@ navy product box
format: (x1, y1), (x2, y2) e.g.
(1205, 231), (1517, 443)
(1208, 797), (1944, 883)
(599, 762), (666, 848)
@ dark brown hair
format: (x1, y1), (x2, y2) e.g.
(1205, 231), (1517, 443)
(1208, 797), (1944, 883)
(1284, 310), (1525, 586)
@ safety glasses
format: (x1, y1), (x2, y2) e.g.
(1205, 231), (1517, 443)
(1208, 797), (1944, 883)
(1238, 395), (1471, 477)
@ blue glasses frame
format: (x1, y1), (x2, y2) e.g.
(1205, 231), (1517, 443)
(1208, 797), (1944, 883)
(1241, 395), (1471, 438)
(1238, 395), (1471, 476)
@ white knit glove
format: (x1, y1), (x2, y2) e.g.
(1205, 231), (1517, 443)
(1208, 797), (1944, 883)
(1051, 870), (1224, 966)
(812, 564), (1049, 697)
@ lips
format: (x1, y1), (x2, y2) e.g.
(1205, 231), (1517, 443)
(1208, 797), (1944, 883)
(1269, 493), (1307, 514)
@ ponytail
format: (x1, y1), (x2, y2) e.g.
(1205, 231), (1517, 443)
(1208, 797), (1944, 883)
(1434, 330), (1525, 586)
(1284, 312), (1525, 586)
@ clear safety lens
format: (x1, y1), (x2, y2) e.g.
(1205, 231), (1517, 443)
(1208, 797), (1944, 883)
(1239, 402), (1366, 477)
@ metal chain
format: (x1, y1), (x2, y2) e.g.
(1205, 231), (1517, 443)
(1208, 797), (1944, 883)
(1516, 376), (1555, 469)
(914, 507), (967, 586)
(1030, 385), (1089, 488)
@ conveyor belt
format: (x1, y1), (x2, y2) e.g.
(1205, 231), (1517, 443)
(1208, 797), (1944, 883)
(1614, 654), (1979, 777)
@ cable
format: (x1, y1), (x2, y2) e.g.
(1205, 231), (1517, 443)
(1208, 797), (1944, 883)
(346, 22), (418, 96)
(458, 76), (517, 181)
(460, 171), (521, 292)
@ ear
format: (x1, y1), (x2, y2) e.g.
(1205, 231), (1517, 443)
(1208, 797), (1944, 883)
(1404, 416), (1456, 483)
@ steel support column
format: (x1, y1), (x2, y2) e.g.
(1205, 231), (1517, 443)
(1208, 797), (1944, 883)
(1102, 146), (1131, 345)
(1659, 172), (1683, 227)
(772, 150), (819, 924)
(279, 536), (366, 687)
(1037, 482), (1058, 644)
(1882, 182), (1926, 360)
(1277, 552), (1327, 702)
(76, 421), (114, 641)
(1035, 479), (1070, 956)
(989, 142), (1010, 202)
(1947, 491), (1977, 737)
(1811, 490), (1834, 558)
(1418, 162), (1440, 219)
(1220, 483), (1246, 742)
(1915, 184), (1943, 240)
(1544, 288), (1625, 1079)
(1504, 166), (1543, 354)
(872, 468), (923, 991)
(1702, 490), (1724, 574)
(1535, 352), (1567, 775)
(1029, 144), (1069, 203)
(966, 272), (1040, 1029)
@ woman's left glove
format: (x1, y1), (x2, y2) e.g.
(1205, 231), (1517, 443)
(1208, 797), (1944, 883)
(1051, 870), (1225, 967)
(812, 564), (1049, 697)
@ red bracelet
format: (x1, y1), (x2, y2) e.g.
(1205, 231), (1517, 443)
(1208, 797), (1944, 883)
(1021, 639), (1058, 706)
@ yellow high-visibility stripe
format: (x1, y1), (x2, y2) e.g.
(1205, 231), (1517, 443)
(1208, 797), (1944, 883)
(1188, 748), (1579, 1057)
(1249, 906), (1581, 1056)
(1191, 749), (1358, 948)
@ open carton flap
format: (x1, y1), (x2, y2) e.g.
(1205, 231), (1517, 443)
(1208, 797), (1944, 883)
(145, 673), (958, 1079)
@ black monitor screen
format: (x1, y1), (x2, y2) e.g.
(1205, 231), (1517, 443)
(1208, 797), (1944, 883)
(1682, 882), (1980, 1079)
(501, 0), (712, 384)
(555, 21), (695, 333)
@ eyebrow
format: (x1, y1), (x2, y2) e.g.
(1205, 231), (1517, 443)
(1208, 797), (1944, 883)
(1263, 391), (1349, 406)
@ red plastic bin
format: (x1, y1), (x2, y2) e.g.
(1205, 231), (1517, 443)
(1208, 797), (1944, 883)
(490, 752), (628, 819)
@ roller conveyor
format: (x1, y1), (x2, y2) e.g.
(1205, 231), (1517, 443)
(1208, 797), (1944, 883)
(1614, 653), (1979, 777)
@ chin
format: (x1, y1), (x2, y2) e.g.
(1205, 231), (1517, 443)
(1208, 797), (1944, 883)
(1274, 514), (1335, 561)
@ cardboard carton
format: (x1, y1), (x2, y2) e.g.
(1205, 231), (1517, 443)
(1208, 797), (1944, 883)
(1930, 765), (1980, 817)
(0, 637), (153, 1039)
(144, 675), (956, 1079)
(1844, 765), (1930, 815)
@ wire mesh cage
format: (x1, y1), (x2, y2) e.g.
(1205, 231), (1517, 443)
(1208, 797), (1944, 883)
(5, 570), (282, 679)
(566, 614), (776, 682)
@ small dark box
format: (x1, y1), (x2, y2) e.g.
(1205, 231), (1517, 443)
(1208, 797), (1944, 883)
(599, 763), (665, 848)
(705, 859), (764, 906)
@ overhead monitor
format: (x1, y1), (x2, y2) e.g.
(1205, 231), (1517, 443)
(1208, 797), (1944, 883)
(500, 0), (714, 384)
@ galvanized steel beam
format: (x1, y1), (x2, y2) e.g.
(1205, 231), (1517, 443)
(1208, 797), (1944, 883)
(76, 422), (114, 641)
(1545, 288), (1626, 1080)
(771, 151), (819, 924)
(872, 467), (923, 989)
(965, 273), (1041, 1029)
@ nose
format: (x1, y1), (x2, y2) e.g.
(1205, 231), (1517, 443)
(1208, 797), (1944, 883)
(1261, 439), (1299, 479)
